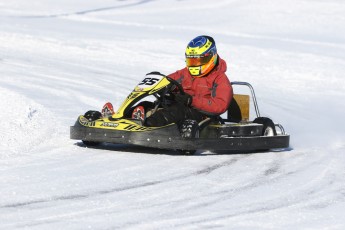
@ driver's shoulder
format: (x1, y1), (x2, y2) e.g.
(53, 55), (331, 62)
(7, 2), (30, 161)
(168, 67), (190, 82)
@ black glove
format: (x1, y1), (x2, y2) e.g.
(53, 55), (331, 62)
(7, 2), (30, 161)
(175, 93), (192, 106)
(164, 93), (175, 101)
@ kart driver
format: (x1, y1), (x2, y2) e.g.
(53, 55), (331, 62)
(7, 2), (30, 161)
(142, 35), (233, 127)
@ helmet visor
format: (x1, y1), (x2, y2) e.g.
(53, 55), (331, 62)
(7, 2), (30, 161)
(186, 54), (213, 67)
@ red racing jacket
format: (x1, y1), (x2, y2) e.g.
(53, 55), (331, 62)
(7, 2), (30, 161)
(168, 57), (233, 115)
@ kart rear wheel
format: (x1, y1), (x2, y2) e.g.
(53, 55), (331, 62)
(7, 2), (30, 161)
(253, 117), (277, 136)
(178, 120), (199, 155)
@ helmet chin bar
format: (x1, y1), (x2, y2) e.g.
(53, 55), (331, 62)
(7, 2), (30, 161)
(187, 54), (217, 77)
(188, 66), (202, 76)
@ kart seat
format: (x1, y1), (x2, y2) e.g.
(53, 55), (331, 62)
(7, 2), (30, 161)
(226, 94), (250, 122)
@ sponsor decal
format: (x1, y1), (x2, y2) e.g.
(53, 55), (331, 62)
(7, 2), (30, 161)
(100, 122), (119, 128)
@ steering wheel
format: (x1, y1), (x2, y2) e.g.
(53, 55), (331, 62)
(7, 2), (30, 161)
(153, 76), (185, 108)
(165, 76), (185, 95)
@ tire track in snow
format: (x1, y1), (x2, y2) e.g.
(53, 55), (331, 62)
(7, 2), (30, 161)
(0, 156), (245, 229)
(5, 0), (153, 18)
(150, 148), (345, 229)
(0, 157), (241, 210)
(3, 147), (344, 229)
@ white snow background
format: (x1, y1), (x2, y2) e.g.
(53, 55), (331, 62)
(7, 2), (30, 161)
(1, 0), (345, 229)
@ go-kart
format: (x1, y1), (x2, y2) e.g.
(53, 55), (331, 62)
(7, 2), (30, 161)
(70, 72), (290, 154)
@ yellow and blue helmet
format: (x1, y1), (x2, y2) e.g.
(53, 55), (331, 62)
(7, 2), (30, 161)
(185, 35), (218, 77)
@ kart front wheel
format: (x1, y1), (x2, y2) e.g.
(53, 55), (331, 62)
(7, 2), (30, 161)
(82, 140), (101, 146)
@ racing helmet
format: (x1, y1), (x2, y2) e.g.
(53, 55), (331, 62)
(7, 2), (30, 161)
(185, 35), (218, 77)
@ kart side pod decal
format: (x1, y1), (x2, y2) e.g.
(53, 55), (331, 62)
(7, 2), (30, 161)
(100, 122), (119, 128)
(78, 116), (158, 132)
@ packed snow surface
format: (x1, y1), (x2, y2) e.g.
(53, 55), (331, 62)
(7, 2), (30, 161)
(1, 0), (345, 229)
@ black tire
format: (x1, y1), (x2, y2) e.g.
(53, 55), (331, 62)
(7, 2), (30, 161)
(178, 120), (199, 155)
(82, 140), (101, 146)
(179, 149), (196, 155)
(253, 117), (277, 136)
(83, 111), (102, 146)
(84, 110), (102, 121)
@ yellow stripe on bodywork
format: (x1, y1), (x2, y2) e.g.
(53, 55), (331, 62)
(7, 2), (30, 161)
(112, 91), (146, 119)
(112, 77), (171, 119)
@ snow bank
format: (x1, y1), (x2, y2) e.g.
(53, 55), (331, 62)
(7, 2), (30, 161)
(0, 88), (59, 155)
